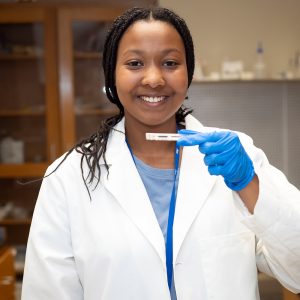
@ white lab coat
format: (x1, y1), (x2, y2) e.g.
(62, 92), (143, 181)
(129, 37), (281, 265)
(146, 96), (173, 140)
(22, 115), (300, 300)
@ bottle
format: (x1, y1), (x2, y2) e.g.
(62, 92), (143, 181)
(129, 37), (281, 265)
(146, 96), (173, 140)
(0, 135), (24, 164)
(253, 41), (266, 79)
(294, 50), (300, 78)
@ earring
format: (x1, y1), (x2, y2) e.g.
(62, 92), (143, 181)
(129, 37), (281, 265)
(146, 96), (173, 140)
(185, 95), (189, 100)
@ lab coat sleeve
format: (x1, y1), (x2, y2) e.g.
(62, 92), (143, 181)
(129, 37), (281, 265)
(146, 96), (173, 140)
(235, 133), (300, 294)
(21, 159), (83, 300)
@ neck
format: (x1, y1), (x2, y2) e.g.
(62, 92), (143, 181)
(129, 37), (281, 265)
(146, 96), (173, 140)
(125, 119), (178, 169)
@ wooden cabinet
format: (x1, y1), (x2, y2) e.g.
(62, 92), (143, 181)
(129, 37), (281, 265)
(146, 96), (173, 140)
(0, 4), (125, 271)
(0, 5), (60, 252)
(283, 288), (300, 300)
(0, 5), (60, 172)
(0, 247), (15, 300)
(57, 6), (123, 151)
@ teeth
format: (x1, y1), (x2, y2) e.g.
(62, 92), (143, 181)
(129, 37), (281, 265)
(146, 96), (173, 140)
(140, 96), (165, 103)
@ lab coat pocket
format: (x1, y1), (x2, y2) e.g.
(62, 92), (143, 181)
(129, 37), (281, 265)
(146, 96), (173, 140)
(199, 231), (259, 300)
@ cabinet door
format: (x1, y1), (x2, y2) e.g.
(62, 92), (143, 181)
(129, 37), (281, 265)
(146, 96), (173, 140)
(0, 247), (15, 300)
(0, 6), (60, 258)
(58, 7), (124, 151)
(283, 288), (300, 300)
(0, 6), (60, 177)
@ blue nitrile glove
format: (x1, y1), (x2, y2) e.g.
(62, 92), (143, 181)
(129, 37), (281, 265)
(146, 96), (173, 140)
(177, 129), (255, 191)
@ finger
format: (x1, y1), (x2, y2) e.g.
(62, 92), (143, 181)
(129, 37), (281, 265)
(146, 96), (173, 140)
(178, 129), (200, 135)
(203, 153), (226, 166)
(207, 165), (223, 176)
(199, 140), (237, 156)
(177, 132), (208, 146)
(177, 130), (222, 147)
(198, 132), (237, 155)
(199, 131), (229, 142)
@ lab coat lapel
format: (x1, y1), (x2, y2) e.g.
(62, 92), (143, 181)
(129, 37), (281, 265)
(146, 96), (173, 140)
(173, 115), (217, 261)
(100, 121), (166, 267)
(98, 116), (217, 267)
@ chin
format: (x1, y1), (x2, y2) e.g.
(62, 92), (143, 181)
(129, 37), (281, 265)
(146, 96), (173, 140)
(142, 117), (177, 128)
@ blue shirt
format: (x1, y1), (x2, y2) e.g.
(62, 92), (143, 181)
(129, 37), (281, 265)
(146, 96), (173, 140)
(133, 155), (178, 300)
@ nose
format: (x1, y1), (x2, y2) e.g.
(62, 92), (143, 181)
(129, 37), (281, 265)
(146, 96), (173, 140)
(141, 64), (165, 88)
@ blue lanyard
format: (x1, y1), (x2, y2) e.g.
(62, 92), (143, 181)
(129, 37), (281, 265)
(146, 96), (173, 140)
(166, 144), (180, 290)
(126, 139), (180, 291)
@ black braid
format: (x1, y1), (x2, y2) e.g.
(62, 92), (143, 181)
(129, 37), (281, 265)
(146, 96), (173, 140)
(78, 7), (195, 191)
(29, 7), (195, 197)
(74, 113), (124, 186)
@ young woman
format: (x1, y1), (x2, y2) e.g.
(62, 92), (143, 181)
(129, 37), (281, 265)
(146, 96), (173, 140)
(22, 7), (300, 300)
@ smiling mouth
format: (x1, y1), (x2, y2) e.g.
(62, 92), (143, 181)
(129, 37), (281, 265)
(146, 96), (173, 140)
(139, 96), (167, 103)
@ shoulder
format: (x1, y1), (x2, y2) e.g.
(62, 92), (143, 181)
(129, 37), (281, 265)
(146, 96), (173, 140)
(45, 149), (84, 178)
(43, 117), (125, 180)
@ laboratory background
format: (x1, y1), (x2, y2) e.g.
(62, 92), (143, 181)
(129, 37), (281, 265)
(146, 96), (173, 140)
(0, 0), (299, 299)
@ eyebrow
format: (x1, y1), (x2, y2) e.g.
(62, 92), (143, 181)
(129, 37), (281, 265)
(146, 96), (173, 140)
(122, 48), (183, 56)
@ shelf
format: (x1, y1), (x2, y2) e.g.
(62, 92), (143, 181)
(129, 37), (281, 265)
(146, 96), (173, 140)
(0, 109), (45, 117)
(0, 163), (48, 178)
(75, 107), (118, 115)
(0, 53), (43, 60)
(0, 219), (31, 226)
(74, 51), (103, 59)
(0, 4), (63, 251)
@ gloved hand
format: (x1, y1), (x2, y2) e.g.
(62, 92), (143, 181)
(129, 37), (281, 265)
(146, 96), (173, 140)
(177, 129), (255, 191)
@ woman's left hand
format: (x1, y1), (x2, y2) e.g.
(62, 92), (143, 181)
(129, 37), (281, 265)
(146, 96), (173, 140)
(177, 129), (255, 191)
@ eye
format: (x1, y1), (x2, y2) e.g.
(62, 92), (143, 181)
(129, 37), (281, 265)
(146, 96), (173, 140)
(163, 60), (179, 68)
(126, 60), (143, 69)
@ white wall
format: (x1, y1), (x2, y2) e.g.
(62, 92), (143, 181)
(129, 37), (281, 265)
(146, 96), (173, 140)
(159, 0), (300, 77)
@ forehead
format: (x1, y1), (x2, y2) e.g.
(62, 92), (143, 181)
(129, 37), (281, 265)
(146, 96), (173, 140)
(118, 20), (185, 54)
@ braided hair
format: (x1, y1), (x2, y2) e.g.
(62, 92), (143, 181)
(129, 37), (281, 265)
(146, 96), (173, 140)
(103, 7), (195, 106)
(52, 7), (195, 194)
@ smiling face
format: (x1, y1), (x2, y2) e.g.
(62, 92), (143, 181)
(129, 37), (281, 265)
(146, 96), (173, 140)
(115, 20), (188, 132)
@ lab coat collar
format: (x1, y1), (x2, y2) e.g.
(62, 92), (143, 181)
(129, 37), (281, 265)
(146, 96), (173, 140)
(99, 115), (217, 266)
